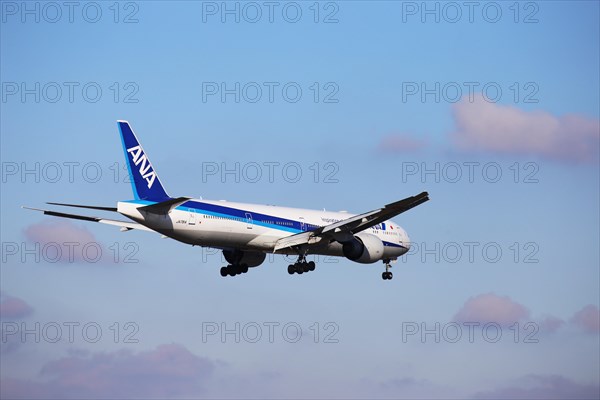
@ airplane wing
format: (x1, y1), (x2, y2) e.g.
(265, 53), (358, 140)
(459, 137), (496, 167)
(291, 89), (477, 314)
(274, 191), (429, 252)
(22, 206), (154, 232)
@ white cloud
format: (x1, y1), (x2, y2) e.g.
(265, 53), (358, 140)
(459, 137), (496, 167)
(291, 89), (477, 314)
(452, 95), (599, 163)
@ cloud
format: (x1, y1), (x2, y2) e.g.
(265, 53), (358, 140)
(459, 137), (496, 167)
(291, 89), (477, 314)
(23, 220), (101, 263)
(570, 304), (600, 334)
(452, 295), (598, 335)
(538, 315), (565, 334)
(1, 343), (216, 399)
(453, 293), (530, 327)
(378, 377), (451, 398)
(451, 95), (600, 163)
(376, 134), (428, 154)
(473, 374), (600, 399)
(348, 376), (455, 399)
(24, 220), (97, 246)
(0, 292), (33, 319)
(0, 293), (33, 354)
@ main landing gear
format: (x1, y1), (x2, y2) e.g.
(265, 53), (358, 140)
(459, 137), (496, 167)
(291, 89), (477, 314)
(382, 259), (393, 280)
(288, 255), (316, 275)
(220, 264), (249, 277)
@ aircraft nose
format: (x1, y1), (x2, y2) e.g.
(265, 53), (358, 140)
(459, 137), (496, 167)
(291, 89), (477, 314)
(401, 228), (411, 250)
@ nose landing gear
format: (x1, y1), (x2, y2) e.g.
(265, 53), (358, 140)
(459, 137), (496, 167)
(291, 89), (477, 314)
(382, 259), (393, 280)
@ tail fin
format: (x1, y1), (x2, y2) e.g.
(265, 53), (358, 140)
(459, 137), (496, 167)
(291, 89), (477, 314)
(118, 121), (171, 202)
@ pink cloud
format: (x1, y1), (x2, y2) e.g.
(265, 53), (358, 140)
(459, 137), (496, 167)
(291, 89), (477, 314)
(0, 292), (33, 319)
(474, 374), (600, 399)
(538, 315), (565, 334)
(23, 220), (100, 263)
(377, 134), (428, 154)
(451, 94), (600, 163)
(1, 344), (216, 399)
(24, 220), (97, 245)
(0, 293), (33, 354)
(375, 377), (452, 398)
(453, 293), (530, 327)
(570, 304), (600, 334)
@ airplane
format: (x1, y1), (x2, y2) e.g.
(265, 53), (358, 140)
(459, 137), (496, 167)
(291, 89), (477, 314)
(24, 121), (429, 280)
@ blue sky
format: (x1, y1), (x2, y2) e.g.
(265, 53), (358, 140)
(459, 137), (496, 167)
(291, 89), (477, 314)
(1, 1), (599, 398)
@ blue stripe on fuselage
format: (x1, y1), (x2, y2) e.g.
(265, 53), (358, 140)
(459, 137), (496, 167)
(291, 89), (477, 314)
(179, 200), (301, 234)
(180, 200), (304, 233)
(124, 199), (402, 247)
(383, 241), (405, 248)
(122, 199), (156, 205)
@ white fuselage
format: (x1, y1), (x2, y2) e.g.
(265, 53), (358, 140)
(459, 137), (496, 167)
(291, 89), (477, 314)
(117, 199), (410, 260)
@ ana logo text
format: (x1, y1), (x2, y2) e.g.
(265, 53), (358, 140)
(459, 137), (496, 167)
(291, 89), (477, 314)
(127, 145), (156, 189)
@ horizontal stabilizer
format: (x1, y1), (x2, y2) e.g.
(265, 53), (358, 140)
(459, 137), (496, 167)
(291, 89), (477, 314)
(46, 202), (118, 212)
(22, 206), (153, 232)
(138, 197), (191, 215)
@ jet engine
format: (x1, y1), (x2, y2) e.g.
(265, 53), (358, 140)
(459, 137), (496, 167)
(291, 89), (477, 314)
(341, 233), (385, 264)
(223, 249), (266, 267)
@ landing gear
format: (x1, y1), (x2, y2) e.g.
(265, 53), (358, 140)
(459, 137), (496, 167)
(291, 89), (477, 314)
(288, 255), (316, 275)
(220, 264), (249, 277)
(382, 259), (393, 280)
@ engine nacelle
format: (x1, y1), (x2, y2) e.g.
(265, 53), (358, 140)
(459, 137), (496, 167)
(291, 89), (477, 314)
(341, 233), (384, 264)
(223, 249), (266, 267)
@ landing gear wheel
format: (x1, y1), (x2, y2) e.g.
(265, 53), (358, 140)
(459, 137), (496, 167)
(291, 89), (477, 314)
(224, 264), (235, 276)
(220, 263), (250, 277)
(288, 254), (316, 276)
(381, 259), (394, 280)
